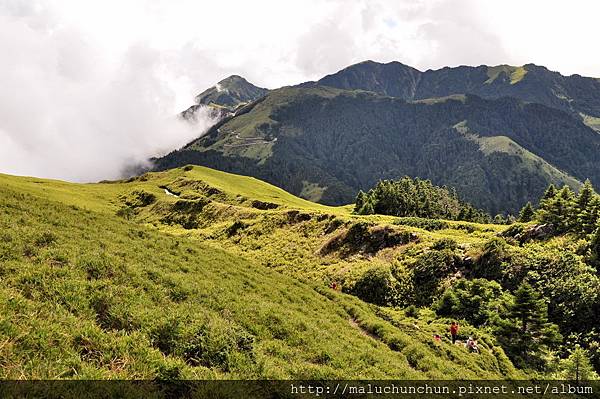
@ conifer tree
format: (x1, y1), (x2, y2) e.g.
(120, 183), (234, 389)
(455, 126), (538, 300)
(589, 225), (600, 268)
(537, 186), (576, 233)
(354, 190), (367, 213)
(558, 346), (599, 381)
(518, 202), (535, 222)
(576, 180), (595, 213)
(541, 184), (557, 201)
(359, 200), (375, 215)
(578, 196), (600, 235)
(495, 282), (562, 370)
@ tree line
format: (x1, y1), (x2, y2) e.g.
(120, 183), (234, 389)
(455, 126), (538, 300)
(354, 177), (490, 223)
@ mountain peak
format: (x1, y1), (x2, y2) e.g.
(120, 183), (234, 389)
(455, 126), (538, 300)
(194, 75), (269, 109)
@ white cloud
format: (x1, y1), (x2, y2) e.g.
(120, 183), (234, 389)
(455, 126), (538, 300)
(1, 0), (599, 181)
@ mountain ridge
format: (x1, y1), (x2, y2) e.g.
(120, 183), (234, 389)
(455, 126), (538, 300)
(155, 60), (600, 214)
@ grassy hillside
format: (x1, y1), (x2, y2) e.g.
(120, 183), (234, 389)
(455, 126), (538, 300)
(154, 85), (600, 214)
(0, 167), (520, 380)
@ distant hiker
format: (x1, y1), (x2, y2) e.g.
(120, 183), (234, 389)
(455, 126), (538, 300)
(466, 337), (479, 353)
(433, 334), (441, 343)
(330, 282), (337, 290)
(450, 321), (459, 344)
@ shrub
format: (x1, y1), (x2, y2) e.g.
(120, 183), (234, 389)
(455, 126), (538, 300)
(411, 250), (461, 306)
(151, 318), (183, 355)
(434, 279), (509, 327)
(431, 238), (458, 251)
(473, 238), (510, 281)
(351, 266), (401, 306)
(405, 305), (419, 318)
(181, 320), (255, 370)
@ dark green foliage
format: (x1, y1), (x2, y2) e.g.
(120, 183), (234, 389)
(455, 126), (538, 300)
(541, 184), (557, 201)
(411, 250), (462, 306)
(157, 62), (600, 215)
(473, 238), (510, 282)
(494, 282), (562, 371)
(320, 222), (415, 257)
(589, 226), (600, 267)
(351, 266), (402, 306)
(356, 177), (489, 222)
(434, 279), (508, 327)
(404, 305), (419, 318)
(537, 186), (575, 233)
(518, 202), (535, 222)
(534, 181), (600, 238)
(431, 238), (458, 251)
(578, 197), (600, 235)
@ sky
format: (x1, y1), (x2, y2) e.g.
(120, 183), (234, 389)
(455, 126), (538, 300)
(1, 0), (600, 182)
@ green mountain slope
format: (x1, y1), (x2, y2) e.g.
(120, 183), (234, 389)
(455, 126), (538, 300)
(154, 86), (599, 214)
(317, 60), (600, 119)
(0, 168), (519, 379)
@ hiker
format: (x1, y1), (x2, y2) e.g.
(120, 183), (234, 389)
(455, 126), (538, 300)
(450, 321), (459, 344)
(466, 337), (479, 353)
(330, 281), (337, 290)
(433, 334), (442, 343)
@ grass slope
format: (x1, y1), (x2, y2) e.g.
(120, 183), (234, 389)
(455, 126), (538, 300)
(0, 167), (519, 379)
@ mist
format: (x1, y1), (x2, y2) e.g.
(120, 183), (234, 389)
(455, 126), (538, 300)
(0, 8), (215, 182)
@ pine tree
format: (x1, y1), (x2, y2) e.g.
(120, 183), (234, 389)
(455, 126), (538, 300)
(354, 190), (367, 213)
(359, 200), (375, 215)
(578, 196), (600, 235)
(576, 180), (595, 212)
(558, 346), (599, 381)
(518, 202), (535, 222)
(495, 282), (562, 370)
(589, 225), (600, 268)
(537, 186), (576, 233)
(572, 180), (597, 233)
(541, 184), (558, 201)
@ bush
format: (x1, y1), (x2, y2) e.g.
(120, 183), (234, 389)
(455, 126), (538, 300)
(181, 319), (254, 370)
(411, 250), (461, 306)
(351, 266), (402, 306)
(405, 305), (419, 318)
(473, 238), (510, 282)
(434, 279), (509, 327)
(431, 238), (458, 251)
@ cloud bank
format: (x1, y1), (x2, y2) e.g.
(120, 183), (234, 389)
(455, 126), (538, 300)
(1, 0), (599, 182)
(0, 4), (215, 182)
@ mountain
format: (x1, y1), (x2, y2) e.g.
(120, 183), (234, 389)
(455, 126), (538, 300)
(317, 60), (600, 130)
(181, 75), (269, 120)
(155, 61), (600, 214)
(0, 166), (522, 380)
(3, 164), (599, 380)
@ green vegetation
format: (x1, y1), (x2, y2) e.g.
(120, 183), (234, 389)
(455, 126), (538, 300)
(156, 73), (600, 215)
(354, 177), (489, 223)
(0, 167), (522, 379)
(2, 165), (600, 379)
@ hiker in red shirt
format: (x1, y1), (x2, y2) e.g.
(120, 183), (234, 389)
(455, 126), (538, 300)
(450, 321), (459, 344)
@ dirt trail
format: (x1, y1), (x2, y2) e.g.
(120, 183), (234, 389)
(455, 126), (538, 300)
(348, 318), (380, 341)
